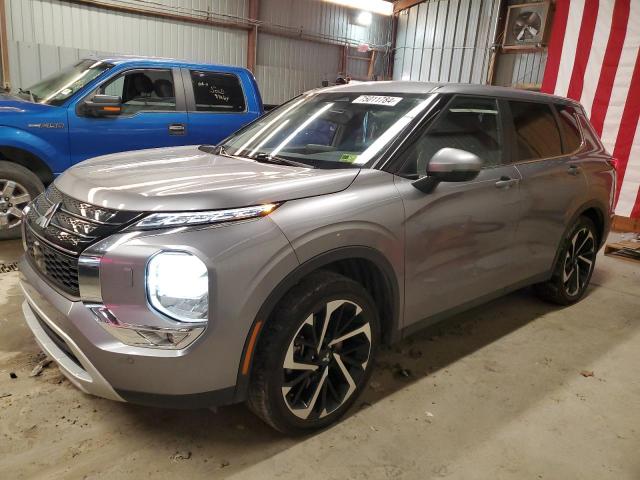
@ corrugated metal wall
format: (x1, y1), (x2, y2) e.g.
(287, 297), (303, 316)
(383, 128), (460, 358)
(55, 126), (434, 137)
(494, 50), (547, 88)
(255, 34), (340, 105)
(393, 0), (500, 84)
(5, 0), (249, 90)
(3, 0), (392, 105)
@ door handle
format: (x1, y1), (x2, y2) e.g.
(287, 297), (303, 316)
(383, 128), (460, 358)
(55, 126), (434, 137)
(495, 176), (519, 189)
(567, 164), (581, 176)
(168, 123), (186, 135)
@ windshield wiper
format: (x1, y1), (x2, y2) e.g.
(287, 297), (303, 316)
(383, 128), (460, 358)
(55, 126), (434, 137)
(18, 88), (35, 102)
(252, 153), (315, 169)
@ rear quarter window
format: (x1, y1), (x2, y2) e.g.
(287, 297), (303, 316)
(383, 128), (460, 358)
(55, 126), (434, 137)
(555, 104), (582, 154)
(509, 101), (563, 161)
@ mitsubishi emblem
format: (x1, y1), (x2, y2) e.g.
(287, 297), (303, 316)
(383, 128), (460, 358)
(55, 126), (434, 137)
(36, 202), (60, 228)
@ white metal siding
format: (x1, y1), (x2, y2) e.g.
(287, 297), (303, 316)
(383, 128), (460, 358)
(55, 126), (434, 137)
(393, 0), (500, 84)
(256, 34), (340, 105)
(4, 0), (393, 105)
(5, 0), (249, 89)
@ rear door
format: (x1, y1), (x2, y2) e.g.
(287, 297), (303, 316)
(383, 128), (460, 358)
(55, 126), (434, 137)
(182, 69), (258, 145)
(394, 95), (523, 326)
(507, 100), (589, 277)
(68, 67), (189, 164)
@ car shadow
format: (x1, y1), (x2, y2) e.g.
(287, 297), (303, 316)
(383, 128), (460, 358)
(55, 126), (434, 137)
(112, 286), (561, 472)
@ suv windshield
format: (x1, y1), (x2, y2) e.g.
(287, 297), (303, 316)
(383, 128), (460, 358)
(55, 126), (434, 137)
(18, 59), (113, 106)
(221, 92), (436, 168)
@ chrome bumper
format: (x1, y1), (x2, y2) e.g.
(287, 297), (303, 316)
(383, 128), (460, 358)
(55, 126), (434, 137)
(20, 285), (123, 402)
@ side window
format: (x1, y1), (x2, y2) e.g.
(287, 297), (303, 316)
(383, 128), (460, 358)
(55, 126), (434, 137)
(556, 104), (582, 154)
(98, 69), (176, 114)
(189, 71), (245, 112)
(509, 101), (562, 161)
(400, 96), (502, 176)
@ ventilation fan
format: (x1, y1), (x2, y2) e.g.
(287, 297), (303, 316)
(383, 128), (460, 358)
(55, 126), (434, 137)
(503, 2), (550, 49)
(513, 11), (542, 42)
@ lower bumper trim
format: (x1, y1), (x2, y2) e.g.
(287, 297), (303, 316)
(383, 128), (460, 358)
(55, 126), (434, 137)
(116, 385), (236, 410)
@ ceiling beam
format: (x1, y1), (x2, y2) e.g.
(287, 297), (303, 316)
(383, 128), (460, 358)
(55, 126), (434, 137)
(393, 0), (426, 14)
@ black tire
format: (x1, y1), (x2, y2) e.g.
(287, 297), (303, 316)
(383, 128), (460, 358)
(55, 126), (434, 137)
(534, 216), (598, 305)
(248, 270), (380, 435)
(0, 161), (44, 240)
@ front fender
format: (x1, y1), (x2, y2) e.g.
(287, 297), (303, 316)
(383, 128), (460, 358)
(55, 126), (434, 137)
(0, 126), (57, 167)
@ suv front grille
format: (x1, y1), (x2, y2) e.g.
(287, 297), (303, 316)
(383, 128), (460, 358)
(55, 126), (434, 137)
(24, 185), (141, 297)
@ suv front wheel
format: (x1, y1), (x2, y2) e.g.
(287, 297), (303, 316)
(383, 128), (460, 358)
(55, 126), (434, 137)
(248, 270), (380, 434)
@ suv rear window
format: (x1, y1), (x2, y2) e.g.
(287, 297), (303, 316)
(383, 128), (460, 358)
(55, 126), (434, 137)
(189, 71), (245, 112)
(556, 104), (582, 154)
(509, 101), (562, 161)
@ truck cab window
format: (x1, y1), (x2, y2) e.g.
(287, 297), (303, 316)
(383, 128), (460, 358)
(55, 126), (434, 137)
(99, 69), (176, 114)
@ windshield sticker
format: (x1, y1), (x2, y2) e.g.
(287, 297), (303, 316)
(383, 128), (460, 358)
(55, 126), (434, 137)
(340, 153), (359, 163)
(352, 95), (403, 107)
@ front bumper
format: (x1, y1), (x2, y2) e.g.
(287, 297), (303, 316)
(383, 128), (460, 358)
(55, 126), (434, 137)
(19, 257), (237, 408)
(19, 209), (299, 408)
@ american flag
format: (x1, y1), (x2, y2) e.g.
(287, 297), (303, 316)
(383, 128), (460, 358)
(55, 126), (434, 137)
(541, 0), (640, 219)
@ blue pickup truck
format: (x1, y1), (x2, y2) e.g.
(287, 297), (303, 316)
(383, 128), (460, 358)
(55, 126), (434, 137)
(0, 56), (264, 238)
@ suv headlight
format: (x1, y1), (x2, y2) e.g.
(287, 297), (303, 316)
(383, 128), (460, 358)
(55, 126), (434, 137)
(132, 203), (279, 230)
(147, 251), (208, 323)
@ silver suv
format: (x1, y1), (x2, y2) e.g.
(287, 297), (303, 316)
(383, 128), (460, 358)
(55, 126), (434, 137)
(19, 83), (615, 433)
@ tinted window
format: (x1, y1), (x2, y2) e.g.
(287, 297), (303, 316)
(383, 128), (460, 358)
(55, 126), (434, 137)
(98, 69), (175, 114)
(509, 101), (562, 161)
(400, 96), (502, 176)
(190, 71), (245, 112)
(556, 104), (582, 153)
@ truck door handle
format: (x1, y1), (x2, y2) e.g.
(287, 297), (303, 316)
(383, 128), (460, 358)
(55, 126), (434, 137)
(568, 164), (581, 176)
(168, 123), (186, 135)
(495, 176), (519, 189)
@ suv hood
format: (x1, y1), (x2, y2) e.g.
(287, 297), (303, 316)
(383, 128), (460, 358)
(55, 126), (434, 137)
(55, 145), (361, 211)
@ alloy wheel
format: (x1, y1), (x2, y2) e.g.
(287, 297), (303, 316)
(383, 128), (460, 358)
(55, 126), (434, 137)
(0, 179), (31, 231)
(562, 226), (596, 297)
(282, 299), (372, 420)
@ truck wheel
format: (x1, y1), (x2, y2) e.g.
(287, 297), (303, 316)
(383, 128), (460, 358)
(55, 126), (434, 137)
(534, 216), (598, 305)
(248, 270), (380, 434)
(0, 161), (44, 240)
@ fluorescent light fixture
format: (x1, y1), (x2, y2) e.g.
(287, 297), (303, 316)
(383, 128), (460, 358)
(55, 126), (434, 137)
(323, 0), (393, 16)
(356, 11), (373, 26)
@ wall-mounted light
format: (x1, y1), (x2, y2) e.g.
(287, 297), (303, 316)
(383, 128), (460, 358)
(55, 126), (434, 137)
(323, 0), (393, 16)
(355, 11), (373, 26)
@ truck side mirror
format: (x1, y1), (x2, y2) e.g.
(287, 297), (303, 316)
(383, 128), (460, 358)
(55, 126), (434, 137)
(81, 95), (123, 117)
(412, 148), (483, 193)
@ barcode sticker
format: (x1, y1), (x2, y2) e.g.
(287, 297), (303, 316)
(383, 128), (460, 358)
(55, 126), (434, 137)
(352, 95), (403, 106)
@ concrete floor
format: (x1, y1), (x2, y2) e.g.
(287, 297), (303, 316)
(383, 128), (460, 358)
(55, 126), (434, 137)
(0, 235), (639, 479)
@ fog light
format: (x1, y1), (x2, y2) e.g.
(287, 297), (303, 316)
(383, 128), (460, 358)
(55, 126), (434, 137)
(90, 305), (204, 350)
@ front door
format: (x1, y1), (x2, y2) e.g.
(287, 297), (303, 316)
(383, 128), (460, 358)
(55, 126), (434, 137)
(394, 95), (523, 327)
(68, 68), (189, 164)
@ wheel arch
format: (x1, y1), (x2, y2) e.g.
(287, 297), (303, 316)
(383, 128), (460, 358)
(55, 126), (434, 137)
(233, 246), (401, 402)
(550, 200), (610, 275)
(0, 145), (55, 185)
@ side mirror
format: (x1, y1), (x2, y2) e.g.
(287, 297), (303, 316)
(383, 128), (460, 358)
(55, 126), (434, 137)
(412, 148), (483, 193)
(81, 95), (123, 117)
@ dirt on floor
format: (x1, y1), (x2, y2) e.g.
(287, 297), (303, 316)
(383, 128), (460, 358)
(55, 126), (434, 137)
(0, 235), (639, 479)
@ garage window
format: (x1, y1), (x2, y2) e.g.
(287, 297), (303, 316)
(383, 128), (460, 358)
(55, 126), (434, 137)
(509, 101), (563, 161)
(189, 71), (246, 112)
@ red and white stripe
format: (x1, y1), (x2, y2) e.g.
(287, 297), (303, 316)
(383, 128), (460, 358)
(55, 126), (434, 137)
(542, 0), (640, 219)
